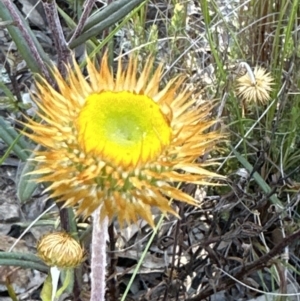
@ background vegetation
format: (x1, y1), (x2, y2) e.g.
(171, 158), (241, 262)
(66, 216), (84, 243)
(0, 0), (300, 300)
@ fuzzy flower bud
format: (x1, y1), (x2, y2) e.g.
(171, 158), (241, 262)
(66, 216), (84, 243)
(236, 66), (274, 105)
(37, 232), (84, 268)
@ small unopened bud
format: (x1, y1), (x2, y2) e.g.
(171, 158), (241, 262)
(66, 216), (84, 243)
(236, 65), (274, 105)
(37, 232), (84, 268)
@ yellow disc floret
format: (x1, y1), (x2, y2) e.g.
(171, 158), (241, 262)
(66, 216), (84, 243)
(77, 91), (171, 167)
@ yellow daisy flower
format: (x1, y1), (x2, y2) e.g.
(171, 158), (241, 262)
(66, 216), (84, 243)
(236, 66), (274, 105)
(25, 53), (221, 227)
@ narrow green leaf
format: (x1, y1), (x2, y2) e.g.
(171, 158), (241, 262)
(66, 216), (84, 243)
(17, 147), (40, 203)
(0, 80), (15, 100)
(0, 252), (48, 273)
(40, 274), (53, 301)
(69, 0), (146, 48)
(56, 269), (73, 298)
(231, 148), (283, 206)
(0, 116), (31, 161)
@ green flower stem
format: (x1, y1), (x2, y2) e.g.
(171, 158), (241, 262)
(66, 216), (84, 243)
(91, 211), (108, 301)
(6, 282), (18, 301)
(57, 203), (78, 236)
(56, 268), (72, 298)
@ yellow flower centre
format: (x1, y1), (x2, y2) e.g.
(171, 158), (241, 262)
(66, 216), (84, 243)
(77, 91), (171, 166)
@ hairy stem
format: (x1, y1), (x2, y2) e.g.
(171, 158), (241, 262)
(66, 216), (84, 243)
(239, 62), (256, 85)
(91, 211), (108, 301)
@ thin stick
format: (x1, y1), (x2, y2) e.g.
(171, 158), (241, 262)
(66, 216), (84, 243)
(91, 211), (108, 301)
(42, 0), (71, 76)
(68, 0), (96, 45)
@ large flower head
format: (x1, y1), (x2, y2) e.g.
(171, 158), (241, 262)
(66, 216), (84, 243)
(26, 53), (221, 227)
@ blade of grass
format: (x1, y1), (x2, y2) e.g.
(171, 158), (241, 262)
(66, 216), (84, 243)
(231, 147), (282, 207)
(120, 214), (164, 301)
(199, 0), (227, 81)
(17, 151), (40, 203)
(0, 117), (31, 162)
